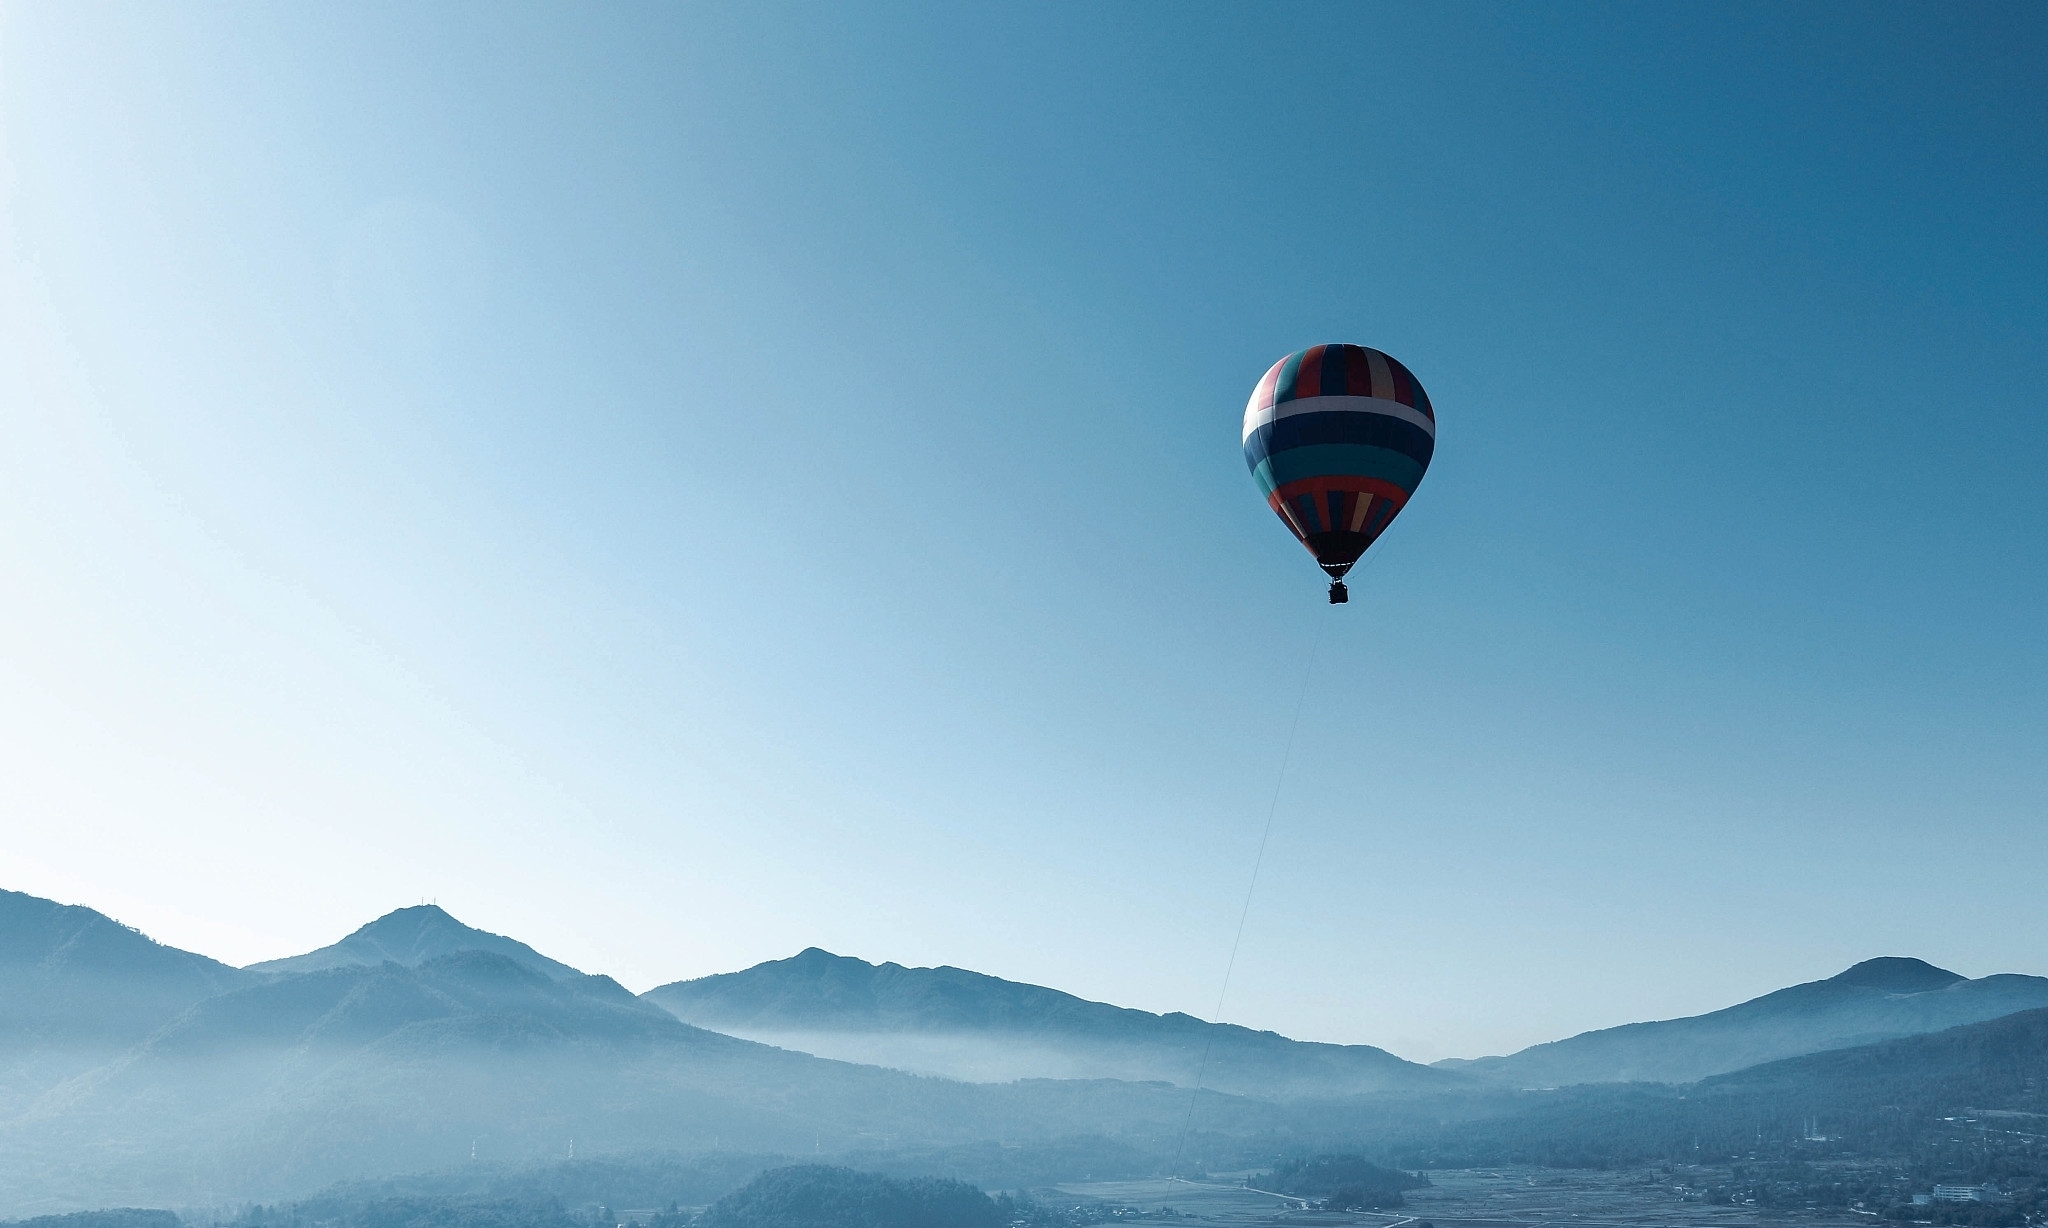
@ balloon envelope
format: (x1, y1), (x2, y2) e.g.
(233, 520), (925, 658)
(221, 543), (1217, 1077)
(1241, 343), (1435, 580)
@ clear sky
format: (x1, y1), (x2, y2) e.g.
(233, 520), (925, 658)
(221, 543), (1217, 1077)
(1, 2), (2043, 1062)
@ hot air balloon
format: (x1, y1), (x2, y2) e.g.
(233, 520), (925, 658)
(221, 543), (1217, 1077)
(1242, 344), (1435, 603)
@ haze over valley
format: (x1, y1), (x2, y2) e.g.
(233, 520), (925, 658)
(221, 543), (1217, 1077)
(8, 887), (2048, 1222)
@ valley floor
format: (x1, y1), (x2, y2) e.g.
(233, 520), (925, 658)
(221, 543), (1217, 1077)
(1056, 1168), (1896, 1228)
(1398, 1167), (1890, 1228)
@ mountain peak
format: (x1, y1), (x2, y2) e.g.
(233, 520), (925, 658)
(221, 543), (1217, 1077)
(384, 903), (455, 920)
(245, 905), (587, 982)
(350, 904), (464, 943)
(1826, 957), (1964, 993)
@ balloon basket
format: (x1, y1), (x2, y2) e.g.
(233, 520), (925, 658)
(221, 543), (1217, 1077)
(1328, 581), (1348, 604)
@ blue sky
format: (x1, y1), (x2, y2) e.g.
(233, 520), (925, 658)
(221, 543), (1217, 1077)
(1, 2), (2042, 1060)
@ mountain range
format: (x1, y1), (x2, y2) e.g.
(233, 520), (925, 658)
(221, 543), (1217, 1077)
(7, 886), (2048, 1214)
(642, 947), (1456, 1100)
(0, 940), (1279, 1211)
(1435, 956), (2048, 1086)
(1380, 1002), (2048, 1171)
(0, 896), (1289, 1213)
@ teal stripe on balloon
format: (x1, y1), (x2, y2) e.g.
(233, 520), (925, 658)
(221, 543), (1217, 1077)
(1250, 444), (1427, 498)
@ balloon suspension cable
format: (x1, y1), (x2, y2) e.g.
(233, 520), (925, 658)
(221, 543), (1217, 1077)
(1165, 602), (1329, 1200)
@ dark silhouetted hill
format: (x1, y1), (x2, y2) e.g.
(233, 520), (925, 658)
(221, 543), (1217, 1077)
(1434, 958), (2048, 1087)
(1262, 1155), (1423, 1209)
(699, 1166), (1001, 1228)
(245, 906), (588, 982)
(642, 948), (1456, 1100)
(211, 1141), (1161, 1218)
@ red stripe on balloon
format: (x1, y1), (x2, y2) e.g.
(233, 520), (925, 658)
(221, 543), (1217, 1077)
(1294, 344), (1327, 398)
(1269, 474), (1411, 507)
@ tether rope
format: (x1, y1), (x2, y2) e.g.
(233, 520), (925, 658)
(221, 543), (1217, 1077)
(1164, 598), (1329, 1199)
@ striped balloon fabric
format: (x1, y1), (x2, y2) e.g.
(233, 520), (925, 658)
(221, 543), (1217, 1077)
(1241, 343), (1435, 585)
